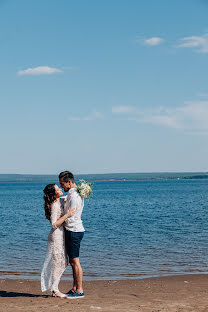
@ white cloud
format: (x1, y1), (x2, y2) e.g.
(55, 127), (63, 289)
(135, 36), (164, 46)
(176, 33), (208, 53)
(128, 107), (181, 129)
(69, 110), (103, 121)
(118, 101), (208, 134)
(112, 106), (134, 113)
(83, 117), (93, 121)
(143, 37), (164, 46)
(18, 66), (63, 76)
(68, 117), (81, 121)
(178, 101), (208, 130)
(91, 111), (103, 118)
(134, 114), (181, 129)
(197, 93), (208, 97)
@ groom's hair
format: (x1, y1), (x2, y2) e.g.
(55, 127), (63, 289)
(59, 171), (74, 183)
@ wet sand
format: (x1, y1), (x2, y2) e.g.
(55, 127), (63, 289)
(1, 274), (208, 312)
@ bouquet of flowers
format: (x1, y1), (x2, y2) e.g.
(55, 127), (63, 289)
(76, 180), (93, 199)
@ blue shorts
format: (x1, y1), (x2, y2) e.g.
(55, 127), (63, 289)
(65, 230), (84, 260)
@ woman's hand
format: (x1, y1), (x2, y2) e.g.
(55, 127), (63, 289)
(66, 208), (76, 218)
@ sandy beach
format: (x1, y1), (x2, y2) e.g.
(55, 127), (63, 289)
(1, 274), (208, 312)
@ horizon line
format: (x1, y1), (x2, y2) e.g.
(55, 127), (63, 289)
(0, 171), (207, 176)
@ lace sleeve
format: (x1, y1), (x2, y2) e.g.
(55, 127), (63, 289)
(50, 203), (59, 230)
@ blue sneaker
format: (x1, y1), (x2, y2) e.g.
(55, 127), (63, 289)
(66, 292), (85, 299)
(65, 289), (75, 295)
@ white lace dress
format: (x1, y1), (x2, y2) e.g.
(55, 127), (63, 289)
(41, 201), (68, 292)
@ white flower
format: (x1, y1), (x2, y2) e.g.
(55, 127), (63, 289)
(76, 180), (93, 199)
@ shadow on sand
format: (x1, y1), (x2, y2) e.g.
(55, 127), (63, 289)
(0, 291), (50, 298)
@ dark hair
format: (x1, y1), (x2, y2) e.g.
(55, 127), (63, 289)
(43, 184), (56, 221)
(59, 171), (74, 183)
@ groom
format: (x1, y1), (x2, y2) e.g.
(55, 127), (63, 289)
(59, 171), (85, 299)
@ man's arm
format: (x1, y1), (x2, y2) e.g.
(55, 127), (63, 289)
(69, 195), (78, 210)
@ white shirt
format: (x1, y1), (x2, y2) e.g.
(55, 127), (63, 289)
(63, 187), (85, 232)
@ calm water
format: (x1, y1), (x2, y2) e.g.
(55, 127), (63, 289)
(0, 174), (208, 280)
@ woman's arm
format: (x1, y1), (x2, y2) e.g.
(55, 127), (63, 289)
(51, 204), (76, 230)
(54, 209), (76, 228)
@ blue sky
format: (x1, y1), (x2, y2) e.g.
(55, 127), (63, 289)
(1, 0), (208, 174)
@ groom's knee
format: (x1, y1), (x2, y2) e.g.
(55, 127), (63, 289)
(70, 257), (80, 267)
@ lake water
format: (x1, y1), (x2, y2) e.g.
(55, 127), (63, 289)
(0, 173), (208, 280)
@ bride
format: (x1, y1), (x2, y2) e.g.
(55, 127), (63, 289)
(41, 184), (76, 298)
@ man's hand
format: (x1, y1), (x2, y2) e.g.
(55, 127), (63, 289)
(66, 208), (76, 218)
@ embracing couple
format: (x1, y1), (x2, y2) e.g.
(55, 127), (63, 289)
(41, 171), (85, 299)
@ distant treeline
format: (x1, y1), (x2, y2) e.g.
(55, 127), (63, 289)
(183, 175), (208, 180)
(0, 173), (208, 183)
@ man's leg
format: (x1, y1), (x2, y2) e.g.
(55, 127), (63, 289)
(66, 231), (84, 297)
(72, 268), (77, 292)
(70, 257), (83, 293)
(65, 230), (76, 292)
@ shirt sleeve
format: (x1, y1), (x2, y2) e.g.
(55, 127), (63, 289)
(50, 204), (59, 230)
(69, 195), (77, 210)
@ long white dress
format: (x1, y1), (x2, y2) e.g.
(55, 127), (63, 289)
(41, 201), (68, 292)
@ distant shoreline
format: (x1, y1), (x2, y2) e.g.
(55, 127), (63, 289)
(1, 270), (207, 281)
(0, 172), (208, 183)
